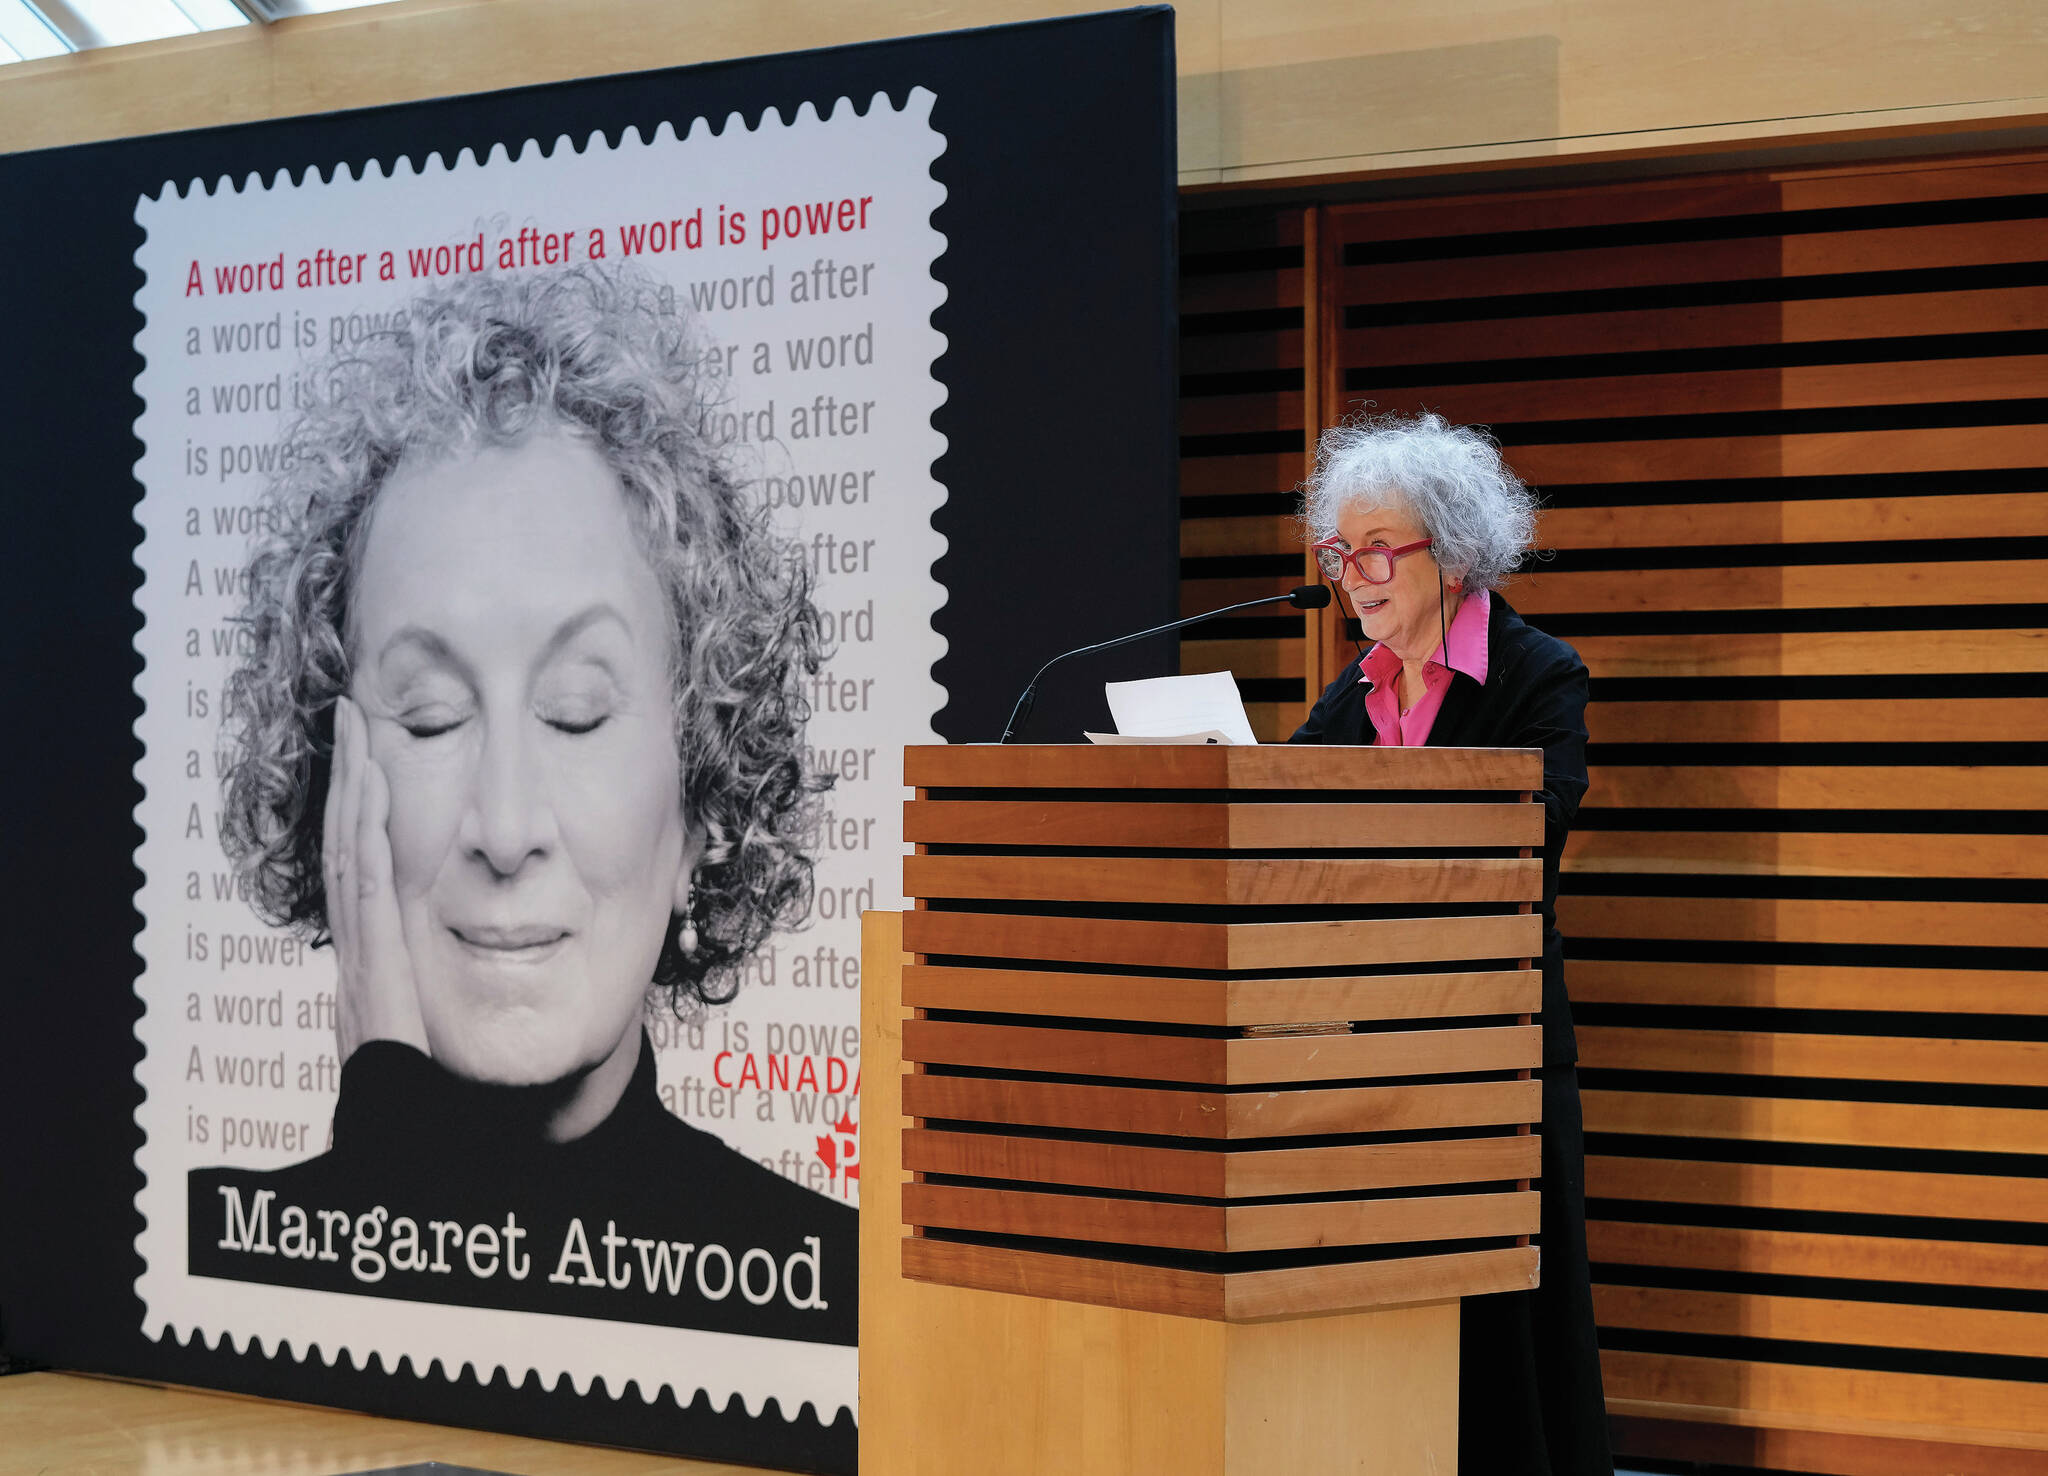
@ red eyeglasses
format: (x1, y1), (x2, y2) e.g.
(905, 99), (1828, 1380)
(1312, 535), (1433, 585)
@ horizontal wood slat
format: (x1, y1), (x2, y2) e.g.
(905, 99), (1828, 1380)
(1180, 512), (1301, 558)
(1577, 1026), (2048, 1088)
(1583, 1092), (2048, 1156)
(903, 743), (1541, 792)
(1602, 1347), (2048, 1448)
(906, 1236), (1224, 1320)
(1564, 829), (2048, 878)
(903, 1073), (1542, 1139)
(1513, 559), (2048, 615)
(1584, 699), (2048, 745)
(1180, 638), (1307, 681)
(906, 799), (1541, 850)
(1181, 573), (1303, 613)
(908, 1182), (1221, 1250)
(1568, 961), (2048, 1015)
(1542, 493), (2048, 551)
(1589, 1154), (2048, 1220)
(1179, 393), (1305, 439)
(1784, 158), (2048, 212)
(1608, 1415), (2048, 1476)
(1180, 452), (1301, 497)
(1342, 286), (2048, 368)
(1327, 160), (2048, 246)
(1559, 895), (2048, 949)
(902, 1019), (1541, 1085)
(1371, 356), (2048, 425)
(1587, 1156), (2048, 1225)
(1596, 1285), (2048, 1361)
(1587, 1221), (2048, 1293)
(902, 1237), (1539, 1323)
(1512, 427), (2048, 486)
(1348, 219), (2048, 306)
(902, 854), (1540, 906)
(902, 964), (1543, 1025)
(904, 1128), (1543, 1198)
(906, 1021), (1215, 1083)
(901, 910), (1544, 971)
(1582, 765), (2048, 810)
(905, 1181), (1540, 1253)
(1573, 629), (2048, 680)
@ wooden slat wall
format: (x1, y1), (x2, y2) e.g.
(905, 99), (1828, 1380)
(1195, 151), (2048, 1469)
(1178, 209), (1319, 740)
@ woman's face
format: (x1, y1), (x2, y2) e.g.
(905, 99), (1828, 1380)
(348, 429), (692, 1088)
(1333, 495), (1453, 662)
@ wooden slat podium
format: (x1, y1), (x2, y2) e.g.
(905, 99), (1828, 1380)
(860, 744), (1547, 1474)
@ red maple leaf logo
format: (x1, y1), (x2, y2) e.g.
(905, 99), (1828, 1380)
(814, 1106), (859, 1195)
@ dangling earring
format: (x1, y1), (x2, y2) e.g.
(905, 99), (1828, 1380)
(677, 883), (700, 956)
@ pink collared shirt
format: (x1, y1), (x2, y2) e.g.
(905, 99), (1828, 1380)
(1356, 587), (1491, 746)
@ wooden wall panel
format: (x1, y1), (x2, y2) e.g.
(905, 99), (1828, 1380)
(1314, 148), (2048, 1470)
(11, 0), (2046, 187)
(1177, 209), (1319, 740)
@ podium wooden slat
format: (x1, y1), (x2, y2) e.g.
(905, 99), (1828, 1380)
(903, 743), (1542, 792)
(904, 1239), (1541, 1323)
(903, 1074), (1542, 1139)
(902, 909), (1543, 969)
(863, 909), (1467, 1476)
(905, 1128), (1541, 1198)
(899, 743), (1546, 1323)
(903, 854), (1541, 906)
(904, 963), (1542, 1024)
(907, 1182), (1542, 1253)
(903, 798), (1544, 848)
(903, 1019), (1541, 1084)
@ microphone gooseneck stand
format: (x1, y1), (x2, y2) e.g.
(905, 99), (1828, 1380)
(999, 584), (1331, 744)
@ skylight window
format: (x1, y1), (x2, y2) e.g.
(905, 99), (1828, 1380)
(0, 0), (70, 60)
(0, 0), (405, 66)
(62, 0), (241, 46)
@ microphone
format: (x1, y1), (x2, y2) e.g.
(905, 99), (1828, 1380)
(1000, 584), (1332, 743)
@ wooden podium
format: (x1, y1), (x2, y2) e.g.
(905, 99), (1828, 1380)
(860, 744), (1547, 1474)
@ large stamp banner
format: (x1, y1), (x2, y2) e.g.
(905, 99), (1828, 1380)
(130, 94), (946, 1427)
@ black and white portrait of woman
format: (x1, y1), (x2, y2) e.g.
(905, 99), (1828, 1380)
(187, 263), (856, 1346)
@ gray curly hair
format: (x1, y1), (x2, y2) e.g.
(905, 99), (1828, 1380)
(1300, 411), (1537, 592)
(217, 262), (823, 1012)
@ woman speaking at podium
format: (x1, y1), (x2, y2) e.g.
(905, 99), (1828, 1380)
(1292, 412), (1611, 1476)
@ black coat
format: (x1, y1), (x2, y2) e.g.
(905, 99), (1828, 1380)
(1293, 594), (1613, 1473)
(1290, 594), (1589, 1065)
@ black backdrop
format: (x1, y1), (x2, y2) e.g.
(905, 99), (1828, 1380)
(0, 10), (1175, 1472)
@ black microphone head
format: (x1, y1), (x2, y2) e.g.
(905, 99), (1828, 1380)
(1288, 584), (1333, 609)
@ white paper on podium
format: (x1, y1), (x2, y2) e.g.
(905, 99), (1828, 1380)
(1083, 729), (1232, 746)
(1101, 670), (1259, 746)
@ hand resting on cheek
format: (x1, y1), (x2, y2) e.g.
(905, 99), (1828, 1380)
(323, 694), (429, 1063)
